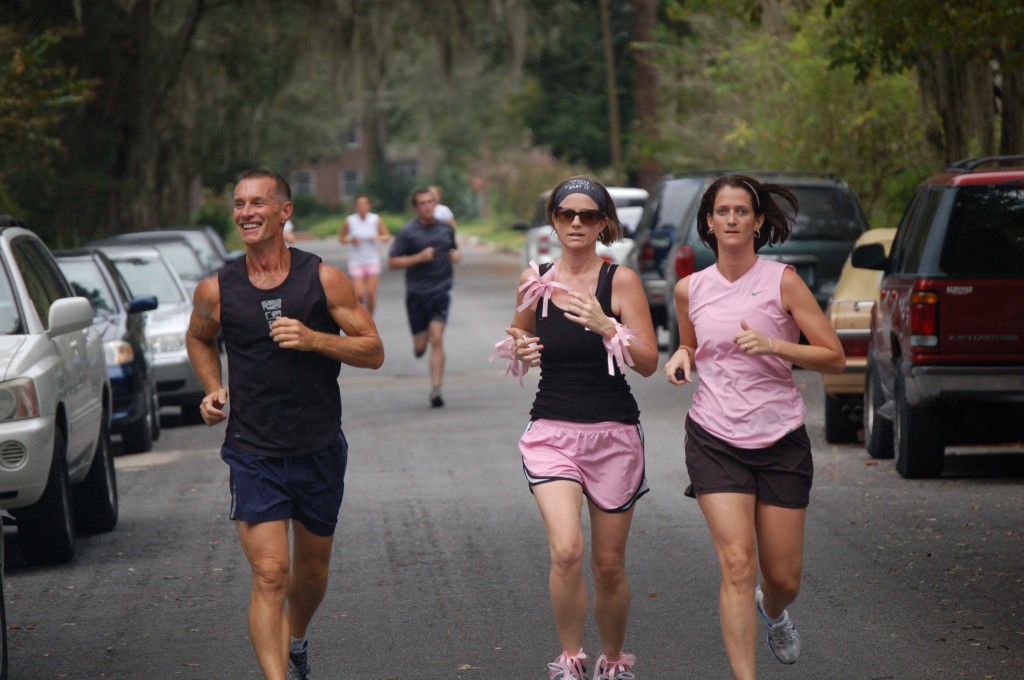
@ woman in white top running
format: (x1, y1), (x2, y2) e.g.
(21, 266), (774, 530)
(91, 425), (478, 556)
(339, 194), (391, 314)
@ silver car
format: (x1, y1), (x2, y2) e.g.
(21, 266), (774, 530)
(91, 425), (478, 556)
(0, 223), (114, 566)
(97, 245), (208, 424)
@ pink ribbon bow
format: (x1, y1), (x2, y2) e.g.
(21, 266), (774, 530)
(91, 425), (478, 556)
(489, 336), (530, 387)
(517, 260), (572, 318)
(603, 321), (645, 376)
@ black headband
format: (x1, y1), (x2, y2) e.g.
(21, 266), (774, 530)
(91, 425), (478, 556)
(552, 178), (608, 214)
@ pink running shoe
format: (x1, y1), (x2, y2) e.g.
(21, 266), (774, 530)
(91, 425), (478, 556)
(593, 652), (637, 680)
(548, 650), (588, 680)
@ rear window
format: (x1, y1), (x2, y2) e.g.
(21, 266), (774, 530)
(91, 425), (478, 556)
(639, 179), (705, 234)
(940, 184), (1024, 276)
(788, 186), (866, 241)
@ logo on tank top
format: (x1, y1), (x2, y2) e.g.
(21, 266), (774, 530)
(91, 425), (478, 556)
(261, 298), (282, 327)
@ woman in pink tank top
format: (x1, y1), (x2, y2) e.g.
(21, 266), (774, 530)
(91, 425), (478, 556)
(664, 175), (844, 679)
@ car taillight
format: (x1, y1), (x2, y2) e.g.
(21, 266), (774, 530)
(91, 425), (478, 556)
(910, 290), (938, 347)
(674, 245), (695, 279)
(839, 334), (870, 357)
(639, 241), (655, 270)
(538, 234), (550, 256)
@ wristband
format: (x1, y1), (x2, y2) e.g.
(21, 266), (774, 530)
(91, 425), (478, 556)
(602, 319), (645, 376)
(489, 336), (531, 387)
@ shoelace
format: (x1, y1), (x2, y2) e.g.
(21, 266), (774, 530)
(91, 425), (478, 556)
(770, 618), (797, 646)
(547, 651), (587, 680)
(289, 650), (311, 677)
(597, 652), (637, 680)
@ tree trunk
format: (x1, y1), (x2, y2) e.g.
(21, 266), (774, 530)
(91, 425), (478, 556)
(599, 0), (623, 185)
(632, 0), (661, 189)
(998, 54), (1024, 155)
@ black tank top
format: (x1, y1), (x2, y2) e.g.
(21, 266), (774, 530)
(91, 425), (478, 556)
(219, 249), (342, 457)
(529, 262), (640, 424)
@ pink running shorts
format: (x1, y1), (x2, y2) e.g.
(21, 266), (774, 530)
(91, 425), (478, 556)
(348, 260), (381, 278)
(519, 419), (649, 512)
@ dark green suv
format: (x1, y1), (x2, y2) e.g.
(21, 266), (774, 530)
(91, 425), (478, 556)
(633, 171), (870, 348)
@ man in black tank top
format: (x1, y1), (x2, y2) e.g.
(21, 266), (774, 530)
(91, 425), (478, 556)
(186, 169), (384, 680)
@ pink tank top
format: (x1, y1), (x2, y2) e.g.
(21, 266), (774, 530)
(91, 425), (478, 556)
(688, 257), (805, 448)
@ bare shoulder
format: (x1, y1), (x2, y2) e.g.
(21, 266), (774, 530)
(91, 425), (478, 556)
(611, 264), (641, 287)
(192, 275), (220, 315)
(674, 274), (692, 300)
(318, 262), (355, 299)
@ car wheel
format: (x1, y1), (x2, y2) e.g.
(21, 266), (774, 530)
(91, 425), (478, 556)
(150, 389), (161, 442)
(894, 366), (945, 479)
(864, 357), (894, 459)
(824, 393), (859, 444)
(14, 429), (76, 566)
(120, 395), (154, 454)
(73, 419), (118, 534)
(179, 398), (205, 425)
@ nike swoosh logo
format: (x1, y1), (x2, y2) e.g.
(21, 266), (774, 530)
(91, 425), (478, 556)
(751, 291), (762, 296)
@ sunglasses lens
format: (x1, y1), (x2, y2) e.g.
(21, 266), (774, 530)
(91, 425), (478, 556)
(554, 208), (603, 226)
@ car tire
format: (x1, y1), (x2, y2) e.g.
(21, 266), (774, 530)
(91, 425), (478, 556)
(894, 366), (945, 479)
(120, 394), (154, 454)
(15, 429), (76, 566)
(824, 393), (859, 444)
(73, 419), (118, 534)
(864, 357), (894, 459)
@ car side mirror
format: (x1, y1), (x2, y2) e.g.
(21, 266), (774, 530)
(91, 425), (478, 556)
(851, 243), (886, 270)
(47, 297), (94, 337)
(127, 295), (159, 314)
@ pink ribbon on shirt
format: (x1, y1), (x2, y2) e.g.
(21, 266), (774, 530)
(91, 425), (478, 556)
(603, 321), (645, 376)
(489, 336), (530, 387)
(517, 260), (572, 318)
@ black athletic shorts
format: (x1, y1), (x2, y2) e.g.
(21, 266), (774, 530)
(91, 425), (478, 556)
(683, 415), (813, 509)
(406, 288), (451, 335)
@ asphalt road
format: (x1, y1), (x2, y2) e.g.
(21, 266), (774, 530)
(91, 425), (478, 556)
(4, 237), (1022, 679)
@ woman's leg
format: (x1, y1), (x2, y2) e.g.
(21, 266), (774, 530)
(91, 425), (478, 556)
(534, 481), (588, 656)
(697, 492), (759, 680)
(754, 502), (806, 618)
(350, 275), (367, 309)
(588, 502), (635, 660)
(364, 274), (380, 315)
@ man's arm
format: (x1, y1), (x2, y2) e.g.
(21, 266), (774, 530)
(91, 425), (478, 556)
(388, 248), (433, 270)
(186, 276), (227, 425)
(268, 264), (384, 369)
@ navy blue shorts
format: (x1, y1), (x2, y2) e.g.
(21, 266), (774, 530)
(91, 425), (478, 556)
(406, 288), (451, 335)
(221, 432), (348, 536)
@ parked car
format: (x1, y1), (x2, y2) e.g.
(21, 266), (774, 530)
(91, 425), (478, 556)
(522, 187), (649, 267)
(0, 218), (116, 566)
(56, 249), (161, 453)
(633, 171), (871, 347)
(89, 233), (211, 294)
(822, 228), (897, 443)
(852, 156), (1024, 478)
(101, 228), (230, 272)
(97, 245), (207, 424)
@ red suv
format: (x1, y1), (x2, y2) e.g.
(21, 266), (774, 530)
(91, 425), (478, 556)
(852, 156), (1024, 478)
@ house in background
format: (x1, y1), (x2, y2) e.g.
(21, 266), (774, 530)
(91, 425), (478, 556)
(289, 124), (420, 209)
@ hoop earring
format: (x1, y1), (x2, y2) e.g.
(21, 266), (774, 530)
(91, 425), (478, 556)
(708, 226), (714, 234)
(755, 229), (761, 238)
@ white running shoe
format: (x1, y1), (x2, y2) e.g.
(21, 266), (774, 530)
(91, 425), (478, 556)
(593, 652), (637, 679)
(756, 585), (801, 664)
(547, 650), (588, 680)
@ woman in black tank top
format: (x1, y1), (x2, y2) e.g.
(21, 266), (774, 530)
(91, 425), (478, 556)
(503, 177), (658, 679)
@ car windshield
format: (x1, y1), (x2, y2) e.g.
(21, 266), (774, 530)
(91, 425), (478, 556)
(181, 233), (221, 271)
(108, 256), (186, 304)
(150, 241), (206, 278)
(0, 263), (22, 334)
(940, 184), (1024, 276)
(57, 260), (118, 317)
(788, 186), (866, 240)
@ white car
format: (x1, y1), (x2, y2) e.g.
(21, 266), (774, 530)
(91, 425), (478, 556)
(522, 187), (648, 267)
(0, 221), (114, 566)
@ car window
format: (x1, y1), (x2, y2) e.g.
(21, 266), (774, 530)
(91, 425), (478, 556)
(58, 260), (118, 317)
(182, 233), (221, 271)
(788, 186), (866, 241)
(940, 184), (1024, 276)
(109, 256), (186, 305)
(151, 241), (206, 278)
(639, 179), (704, 236)
(896, 188), (942, 274)
(12, 238), (71, 330)
(0, 262), (23, 334)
